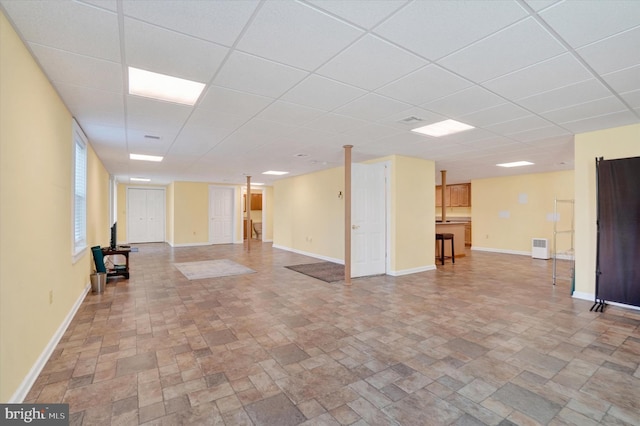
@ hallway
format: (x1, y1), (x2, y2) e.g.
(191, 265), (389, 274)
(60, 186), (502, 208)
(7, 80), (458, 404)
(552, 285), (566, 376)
(25, 243), (640, 425)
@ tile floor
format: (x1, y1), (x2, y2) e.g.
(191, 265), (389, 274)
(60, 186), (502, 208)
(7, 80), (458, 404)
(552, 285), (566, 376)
(24, 242), (640, 425)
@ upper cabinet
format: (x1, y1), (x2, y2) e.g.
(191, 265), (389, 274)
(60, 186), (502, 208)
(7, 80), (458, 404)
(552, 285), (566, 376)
(436, 183), (471, 207)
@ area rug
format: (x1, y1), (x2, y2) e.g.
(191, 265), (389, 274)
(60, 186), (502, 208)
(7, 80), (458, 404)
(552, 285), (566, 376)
(285, 262), (345, 283)
(174, 259), (255, 280)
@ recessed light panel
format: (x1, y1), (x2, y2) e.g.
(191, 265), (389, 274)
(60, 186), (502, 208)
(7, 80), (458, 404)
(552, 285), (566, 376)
(130, 177), (151, 182)
(130, 153), (163, 162)
(262, 170), (289, 175)
(496, 161), (534, 168)
(411, 119), (475, 137)
(128, 67), (205, 106)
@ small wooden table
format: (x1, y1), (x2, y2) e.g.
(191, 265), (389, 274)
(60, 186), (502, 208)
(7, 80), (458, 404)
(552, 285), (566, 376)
(102, 246), (131, 279)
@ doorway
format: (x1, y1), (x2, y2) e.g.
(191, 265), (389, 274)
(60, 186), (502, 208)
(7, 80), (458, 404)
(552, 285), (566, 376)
(209, 186), (235, 244)
(127, 188), (165, 243)
(351, 162), (388, 278)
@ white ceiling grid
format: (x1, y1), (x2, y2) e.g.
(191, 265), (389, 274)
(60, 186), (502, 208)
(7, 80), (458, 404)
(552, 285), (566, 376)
(1, 0), (638, 185)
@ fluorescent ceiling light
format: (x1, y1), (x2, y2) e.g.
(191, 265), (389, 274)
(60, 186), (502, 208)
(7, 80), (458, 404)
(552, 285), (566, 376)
(249, 182), (264, 186)
(130, 153), (163, 162)
(496, 161), (534, 168)
(411, 119), (475, 137)
(130, 177), (150, 182)
(262, 170), (289, 175)
(128, 67), (205, 106)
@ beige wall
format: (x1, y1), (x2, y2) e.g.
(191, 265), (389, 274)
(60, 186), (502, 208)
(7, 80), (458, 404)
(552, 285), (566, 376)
(0, 12), (110, 401)
(173, 182), (209, 245)
(273, 155), (436, 273)
(574, 124), (640, 297)
(273, 167), (345, 260)
(166, 182), (175, 245)
(471, 171), (574, 254)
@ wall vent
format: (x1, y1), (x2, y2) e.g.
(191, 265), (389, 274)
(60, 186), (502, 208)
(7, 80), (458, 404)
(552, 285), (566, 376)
(398, 116), (424, 125)
(532, 238), (550, 259)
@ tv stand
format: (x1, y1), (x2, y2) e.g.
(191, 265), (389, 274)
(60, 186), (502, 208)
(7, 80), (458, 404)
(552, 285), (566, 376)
(101, 246), (131, 279)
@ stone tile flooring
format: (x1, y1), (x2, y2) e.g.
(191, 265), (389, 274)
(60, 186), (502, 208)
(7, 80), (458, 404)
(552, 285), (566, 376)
(24, 242), (640, 425)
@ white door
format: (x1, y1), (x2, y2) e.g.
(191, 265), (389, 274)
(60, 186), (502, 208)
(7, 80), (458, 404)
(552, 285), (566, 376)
(209, 186), (234, 244)
(127, 188), (165, 243)
(351, 163), (386, 278)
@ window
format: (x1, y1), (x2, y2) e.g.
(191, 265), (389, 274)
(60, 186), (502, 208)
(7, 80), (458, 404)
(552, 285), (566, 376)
(72, 120), (87, 258)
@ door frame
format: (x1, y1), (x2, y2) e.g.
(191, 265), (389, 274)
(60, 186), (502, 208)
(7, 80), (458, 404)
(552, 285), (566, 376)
(208, 185), (236, 244)
(240, 186), (266, 242)
(126, 186), (166, 244)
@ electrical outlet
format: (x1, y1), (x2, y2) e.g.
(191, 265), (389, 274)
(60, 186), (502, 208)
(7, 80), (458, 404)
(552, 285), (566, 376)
(49, 290), (53, 305)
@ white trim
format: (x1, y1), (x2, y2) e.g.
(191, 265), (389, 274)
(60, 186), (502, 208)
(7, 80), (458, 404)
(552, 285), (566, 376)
(168, 241), (212, 248)
(388, 264), (437, 276)
(471, 246), (531, 257)
(10, 283), (91, 403)
(572, 292), (640, 311)
(272, 244), (344, 265)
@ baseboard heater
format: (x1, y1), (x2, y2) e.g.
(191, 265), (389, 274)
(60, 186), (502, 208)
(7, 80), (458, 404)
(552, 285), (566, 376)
(532, 238), (550, 259)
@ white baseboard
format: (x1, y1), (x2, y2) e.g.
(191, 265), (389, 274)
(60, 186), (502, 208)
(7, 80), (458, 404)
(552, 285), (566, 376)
(388, 264), (436, 276)
(572, 292), (640, 311)
(10, 283), (91, 403)
(168, 241), (212, 248)
(272, 244), (344, 265)
(471, 247), (532, 257)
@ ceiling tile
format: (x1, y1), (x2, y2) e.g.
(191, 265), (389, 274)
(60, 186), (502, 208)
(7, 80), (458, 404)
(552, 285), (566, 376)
(516, 79), (612, 113)
(256, 101), (326, 126)
(29, 44), (122, 93)
(213, 52), (308, 98)
(422, 86), (506, 118)
(523, 1), (562, 12)
(483, 53), (593, 100)
(376, 64), (473, 105)
(2, 0), (120, 61)
(304, 113), (367, 134)
(542, 96), (630, 123)
(124, 17), (228, 83)
(374, 0), (527, 60)
(383, 107), (448, 130)
(317, 34), (426, 91)
(237, 1), (363, 71)
(485, 115), (552, 135)
(122, 0), (258, 47)
(507, 125), (571, 143)
(438, 18), (566, 82)
(539, 0), (640, 48)
(280, 75), (367, 111)
(306, 0), (408, 29)
(577, 26), (640, 75)
(343, 123), (403, 142)
(198, 86), (273, 118)
(334, 93), (412, 121)
(55, 83), (125, 127)
(459, 103), (530, 127)
(621, 89), (640, 108)
(602, 64), (640, 93)
(559, 110), (638, 133)
(126, 96), (192, 129)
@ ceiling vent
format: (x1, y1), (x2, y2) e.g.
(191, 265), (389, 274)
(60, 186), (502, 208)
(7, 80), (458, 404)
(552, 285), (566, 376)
(398, 116), (424, 125)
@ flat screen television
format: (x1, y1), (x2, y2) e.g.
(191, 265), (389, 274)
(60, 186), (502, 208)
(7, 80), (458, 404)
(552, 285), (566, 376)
(110, 222), (117, 249)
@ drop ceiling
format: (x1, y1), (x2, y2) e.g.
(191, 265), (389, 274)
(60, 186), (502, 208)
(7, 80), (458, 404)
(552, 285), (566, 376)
(2, 0), (639, 185)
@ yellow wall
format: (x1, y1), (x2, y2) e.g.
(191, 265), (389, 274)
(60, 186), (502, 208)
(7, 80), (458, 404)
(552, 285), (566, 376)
(274, 167), (345, 260)
(574, 124), (640, 297)
(0, 12), (110, 401)
(273, 155), (436, 273)
(471, 171), (574, 253)
(387, 156), (436, 272)
(166, 182), (175, 245)
(264, 186), (274, 241)
(116, 183), (127, 242)
(172, 182), (209, 245)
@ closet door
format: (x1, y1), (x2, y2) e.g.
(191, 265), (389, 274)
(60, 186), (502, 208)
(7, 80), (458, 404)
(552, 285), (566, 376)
(127, 188), (165, 243)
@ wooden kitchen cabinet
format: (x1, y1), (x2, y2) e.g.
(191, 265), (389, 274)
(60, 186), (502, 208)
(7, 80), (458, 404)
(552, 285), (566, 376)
(436, 183), (471, 207)
(251, 193), (262, 210)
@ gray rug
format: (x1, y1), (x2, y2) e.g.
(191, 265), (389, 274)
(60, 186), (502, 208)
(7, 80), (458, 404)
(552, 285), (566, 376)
(174, 259), (255, 280)
(285, 261), (345, 283)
